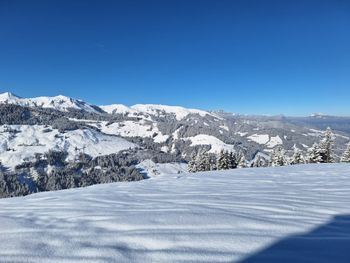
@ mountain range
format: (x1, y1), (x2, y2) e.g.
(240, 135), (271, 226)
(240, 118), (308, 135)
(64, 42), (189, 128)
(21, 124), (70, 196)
(0, 91), (349, 197)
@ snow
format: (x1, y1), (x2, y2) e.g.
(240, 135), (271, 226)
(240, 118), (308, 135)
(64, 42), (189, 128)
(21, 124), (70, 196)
(97, 120), (168, 143)
(266, 135), (283, 148)
(0, 92), (100, 113)
(236, 131), (248, 137)
(100, 103), (219, 121)
(219, 125), (229, 131)
(136, 159), (188, 177)
(248, 134), (283, 148)
(131, 104), (217, 121)
(172, 127), (182, 140)
(247, 134), (270, 144)
(0, 164), (349, 262)
(0, 125), (135, 168)
(183, 134), (235, 153)
(153, 133), (169, 143)
(100, 104), (138, 115)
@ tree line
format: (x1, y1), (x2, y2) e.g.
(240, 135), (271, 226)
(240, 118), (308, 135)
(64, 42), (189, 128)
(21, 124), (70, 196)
(188, 127), (350, 173)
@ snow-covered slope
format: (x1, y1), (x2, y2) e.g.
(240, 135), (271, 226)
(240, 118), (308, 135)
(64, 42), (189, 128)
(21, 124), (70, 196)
(0, 125), (135, 168)
(183, 134), (235, 153)
(131, 104), (218, 120)
(101, 103), (218, 120)
(0, 164), (349, 262)
(0, 92), (101, 113)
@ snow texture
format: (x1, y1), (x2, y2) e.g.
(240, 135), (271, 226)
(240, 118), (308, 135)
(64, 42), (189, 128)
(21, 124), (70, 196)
(101, 103), (218, 121)
(0, 125), (135, 168)
(0, 92), (100, 113)
(0, 164), (349, 262)
(183, 134), (235, 153)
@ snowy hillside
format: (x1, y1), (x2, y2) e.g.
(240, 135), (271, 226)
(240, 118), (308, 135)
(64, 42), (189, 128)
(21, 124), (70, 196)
(0, 92), (101, 113)
(0, 125), (135, 169)
(0, 164), (349, 262)
(1, 91), (349, 160)
(101, 103), (217, 120)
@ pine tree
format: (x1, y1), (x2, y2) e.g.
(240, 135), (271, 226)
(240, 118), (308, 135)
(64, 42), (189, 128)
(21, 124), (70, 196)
(307, 143), (323, 163)
(270, 146), (288, 166)
(228, 151), (238, 169)
(208, 153), (217, 170)
(217, 150), (230, 170)
(188, 152), (197, 173)
(290, 148), (305, 165)
(237, 152), (247, 168)
(216, 150), (224, 170)
(341, 142), (350, 163)
(196, 151), (211, 172)
(252, 155), (267, 167)
(319, 127), (334, 163)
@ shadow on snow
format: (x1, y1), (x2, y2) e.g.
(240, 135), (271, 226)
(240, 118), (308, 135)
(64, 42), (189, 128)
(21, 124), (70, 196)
(239, 214), (350, 263)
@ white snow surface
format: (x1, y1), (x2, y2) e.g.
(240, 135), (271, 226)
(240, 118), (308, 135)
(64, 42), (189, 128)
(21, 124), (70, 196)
(101, 103), (218, 121)
(0, 125), (135, 168)
(0, 164), (349, 262)
(247, 134), (270, 144)
(266, 135), (283, 148)
(183, 134), (235, 153)
(248, 134), (283, 148)
(0, 92), (100, 113)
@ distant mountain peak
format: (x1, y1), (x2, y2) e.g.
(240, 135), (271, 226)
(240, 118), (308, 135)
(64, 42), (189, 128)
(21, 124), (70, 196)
(0, 91), (21, 100)
(0, 92), (100, 113)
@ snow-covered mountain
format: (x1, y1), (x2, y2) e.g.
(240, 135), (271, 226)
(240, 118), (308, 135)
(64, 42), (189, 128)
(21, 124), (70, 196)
(0, 92), (102, 113)
(1, 91), (350, 198)
(100, 103), (218, 120)
(1, 163), (349, 262)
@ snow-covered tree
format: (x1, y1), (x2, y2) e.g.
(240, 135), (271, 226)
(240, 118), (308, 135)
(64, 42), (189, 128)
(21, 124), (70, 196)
(252, 154), (267, 167)
(237, 152), (247, 168)
(228, 151), (238, 169)
(307, 143), (323, 164)
(319, 127), (334, 163)
(290, 148), (305, 165)
(188, 152), (197, 173)
(188, 151), (213, 173)
(196, 151), (211, 172)
(217, 150), (231, 170)
(208, 153), (217, 171)
(341, 142), (350, 163)
(270, 146), (288, 166)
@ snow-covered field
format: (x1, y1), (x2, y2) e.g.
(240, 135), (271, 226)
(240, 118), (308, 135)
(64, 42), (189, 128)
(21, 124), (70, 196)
(0, 164), (350, 262)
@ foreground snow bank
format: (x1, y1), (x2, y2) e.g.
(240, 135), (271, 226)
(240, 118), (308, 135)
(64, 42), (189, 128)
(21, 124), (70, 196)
(0, 164), (350, 262)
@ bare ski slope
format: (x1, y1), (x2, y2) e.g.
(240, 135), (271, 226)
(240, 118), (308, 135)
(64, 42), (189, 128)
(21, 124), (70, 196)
(0, 164), (350, 262)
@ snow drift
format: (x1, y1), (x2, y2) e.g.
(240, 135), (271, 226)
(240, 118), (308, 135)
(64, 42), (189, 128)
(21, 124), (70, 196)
(0, 164), (349, 262)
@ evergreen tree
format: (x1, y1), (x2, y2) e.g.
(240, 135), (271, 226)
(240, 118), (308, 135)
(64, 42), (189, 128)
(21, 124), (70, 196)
(188, 152), (197, 173)
(237, 152), (247, 168)
(319, 127), (334, 163)
(252, 155), (267, 167)
(341, 142), (350, 163)
(307, 143), (323, 163)
(216, 150), (225, 170)
(290, 148), (305, 165)
(228, 151), (238, 169)
(196, 151), (211, 172)
(270, 146), (288, 166)
(217, 150), (230, 170)
(208, 153), (217, 170)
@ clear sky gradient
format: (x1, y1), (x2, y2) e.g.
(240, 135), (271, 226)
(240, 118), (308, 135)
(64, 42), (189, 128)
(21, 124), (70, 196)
(0, 0), (349, 115)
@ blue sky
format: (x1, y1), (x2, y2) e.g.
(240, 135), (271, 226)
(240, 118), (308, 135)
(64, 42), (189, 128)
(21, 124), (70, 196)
(0, 0), (349, 115)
